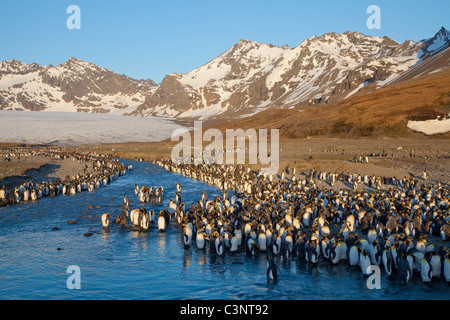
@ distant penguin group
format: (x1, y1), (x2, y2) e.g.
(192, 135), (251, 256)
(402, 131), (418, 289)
(0, 147), (130, 207)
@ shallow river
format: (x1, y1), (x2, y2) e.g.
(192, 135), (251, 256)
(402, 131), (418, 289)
(0, 160), (448, 300)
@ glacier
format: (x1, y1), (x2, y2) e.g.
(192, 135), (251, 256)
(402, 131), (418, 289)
(0, 110), (185, 146)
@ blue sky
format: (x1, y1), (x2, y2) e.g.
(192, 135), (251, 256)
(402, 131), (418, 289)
(0, 0), (448, 83)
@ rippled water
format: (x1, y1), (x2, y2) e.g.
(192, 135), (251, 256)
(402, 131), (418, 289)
(0, 160), (449, 300)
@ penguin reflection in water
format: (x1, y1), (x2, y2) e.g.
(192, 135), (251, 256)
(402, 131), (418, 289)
(266, 257), (281, 281)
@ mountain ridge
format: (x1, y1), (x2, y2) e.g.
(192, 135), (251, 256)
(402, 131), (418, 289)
(131, 27), (450, 119)
(0, 27), (449, 121)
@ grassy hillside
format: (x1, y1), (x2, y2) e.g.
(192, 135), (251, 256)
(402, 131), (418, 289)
(208, 68), (450, 139)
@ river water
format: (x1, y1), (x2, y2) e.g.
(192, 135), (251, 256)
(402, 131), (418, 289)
(0, 160), (448, 300)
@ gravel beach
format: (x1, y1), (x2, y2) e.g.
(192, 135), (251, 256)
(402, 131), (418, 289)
(0, 155), (88, 191)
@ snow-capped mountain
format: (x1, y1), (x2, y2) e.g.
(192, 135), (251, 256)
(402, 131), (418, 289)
(419, 27), (450, 59)
(1, 27), (448, 120)
(132, 27), (450, 119)
(0, 58), (157, 113)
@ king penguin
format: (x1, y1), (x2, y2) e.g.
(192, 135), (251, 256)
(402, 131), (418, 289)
(214, 231), (225, 256)
(196, 228), (207, 250)
(266, 257), (281, 281)
(443, 253), (450, 283)
(230, 233), (239, 253)
(141, 211), (150, 231)
(421, 253), (433, 284)
(430, 252), (442, 279)
(272, 231), (282, 256)
(360, 249), (372, 276)
(158, 211), (166, 232)
(349, 244), (361, 266)
(306, 239), (320, 264)
(440, 224), (450, 241)
(115, 210), (128, 229)
(101, 213), (110, 228)
(257, 229), (268, 252)
(182, 223), (193, 248)
(397, 253), (412, 284)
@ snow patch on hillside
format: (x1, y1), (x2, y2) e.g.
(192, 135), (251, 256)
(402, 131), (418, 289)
(407, 117), (450, 135)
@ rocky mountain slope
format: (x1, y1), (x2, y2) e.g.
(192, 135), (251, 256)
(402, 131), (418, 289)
(1, 27), (448, 121)
(131, 27), (450, 120)
(207, 67), (450, 138)
(0, 58), (157, 114)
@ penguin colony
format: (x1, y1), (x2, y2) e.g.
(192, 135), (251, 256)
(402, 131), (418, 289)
(117, 158), (449, 285)
(0, 147), (130, 206)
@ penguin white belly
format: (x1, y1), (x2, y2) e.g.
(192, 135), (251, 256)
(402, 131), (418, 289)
(415, 241), (426, 254)
(412, 252), (424, 273)
(215, 238), (224, 256)
(306, 243), (320, 264)
(205, 224), (212, 238)
(337, 243), (348, 262)
(272, 237), (281, 255)
(311, 246), (320, 263)
(293, 218), (302, 230)
(302, 211), (311, 227)
(441, 225), (450, 241)
(368, 245), (380, 265)
(101, 214), (110, 228)
(367, 230), (377, 245)
(265, 229), (272, 246)
(139, 191), (146, 203)
(23, 189), (29, 201)
(349, 246), (360, 266)
(320, 225), (330, 237)
(184, 226), (193, 245)
(359, 239), (369, 250)
(391, 248), (398, 269)
(141, 214), (150, 230)
(244, 223), (252, 236)
(258, 234), (267, 252)
(444, 258), (450, 283)
(158, 216), (166, 231)
(421, 259), (432, 283)
(285, 236), (293, 253)
(321, 240), (330, 259)
(130, 209), (139, 226)
(149, 210), (156, 222)
(196, 233), (205, 250)
(430, 255), (441, 279)
(406, 255), (414, 279)
(360, 252), (372, 276)
(230, 236), (239, 252)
